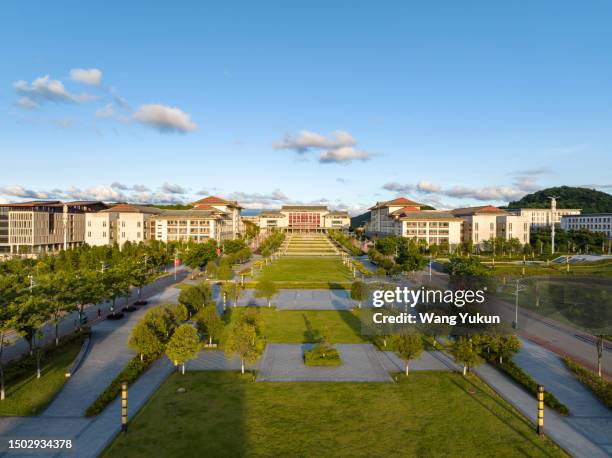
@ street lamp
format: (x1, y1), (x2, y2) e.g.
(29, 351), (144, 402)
(513, 279), (527, 329)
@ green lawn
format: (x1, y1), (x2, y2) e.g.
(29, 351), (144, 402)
(256, 257), (352, 283)
(104, 371), (565, 457)
(0, 333), (86, 416)
(225, 308), (366, 343)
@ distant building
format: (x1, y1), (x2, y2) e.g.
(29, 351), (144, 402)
(253, 205), (350, 233)
(367, 198), (463, 247)
(85, 203), (163, 247)
(560, 214), (612, 238)
(508, 207), (581, 228)
(451, 205), (530, 246)
(151, 196), (243, 244)
(0, 200), (107, 255)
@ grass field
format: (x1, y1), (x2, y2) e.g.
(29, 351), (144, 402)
(0, 334), (86, 416)
(256, 257), (352, 283)
(225, 308), (366, 343)
(487, 259), (612, 277)
(104, 371), (565, 457)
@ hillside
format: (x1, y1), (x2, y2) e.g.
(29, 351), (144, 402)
(508, 186), (612, 214)
(350, 211), (370, 228)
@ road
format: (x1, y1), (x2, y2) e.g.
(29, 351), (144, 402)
(415, 267), (612, 378)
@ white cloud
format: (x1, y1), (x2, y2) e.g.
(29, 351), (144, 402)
(70, 68), (102, 86)
(53, 118), (75, 129)
(132, 184), (150, 192)
(110, 182), (130, 191)
(95, 103), (114, 118)
(319, 146), (370, 164)
(273, 130), (356, 153)
(14, 75), (97, 104)
(274, 130), (371, 164)
(16, 97), (38, 109)
(133, 104), (197, 133)
(382, 175), (541, 203)
(0, 185), (53, 199)
(160, 182), (188, 194)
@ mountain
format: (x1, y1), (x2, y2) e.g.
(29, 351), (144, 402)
(508, 186), (612, 214)
(350, 211), (370, 228)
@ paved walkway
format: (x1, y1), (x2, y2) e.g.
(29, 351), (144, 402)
(514, 338), (612, 456)
(232, 289), (356, 310)
(257, 344), (392, 382)
(0, 271), (186, 457)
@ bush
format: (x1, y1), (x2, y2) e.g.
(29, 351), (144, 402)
(488, 358), (569, 415)
(562, 357), (612, 408)
(85, 354), (159, 416)
(304, 344), (341, 366)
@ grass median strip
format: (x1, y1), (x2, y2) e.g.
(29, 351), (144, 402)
(0, 331), (88, 416)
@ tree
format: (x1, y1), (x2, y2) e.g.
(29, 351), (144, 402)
(38, 271), (78, 346)
(130, 258), (157, 302)
(144, 306), (176, 344)
(254, 279), (278, 308)
(483, 334), (521, 364)
(0, 274), (19, 400)
(196, 304), (224, 346)
(350, 281), (366, 308)
(14, 294), (48, 379)
(129, 320), (164, 361)
(178, 285), (206, 317)
(453, 336), (483, 376)
(73, 269), (104, 328)
(165, 303), (189, 322)
(225, 321), (263, 374)
(165, 324), (201, 374)
(217, 263), (233, 281)
(102, 264), (131, 316)
(182, 241), (218, 278)
(221, 282), (242, 308)
(391, 334), (424, 375)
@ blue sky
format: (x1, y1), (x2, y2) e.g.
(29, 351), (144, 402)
(1, 0), (611, 214)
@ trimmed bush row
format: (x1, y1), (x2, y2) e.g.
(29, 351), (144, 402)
(85, 354), (160, 417)
(488, 358), (569, 415)
(562, 357), (612, 408)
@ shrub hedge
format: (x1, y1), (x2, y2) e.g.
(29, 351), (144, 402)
(304, 344), (341, 366)
(488, 358), (569, 415)
(562, 357), (612, 408)
(85, 354), (160, 417)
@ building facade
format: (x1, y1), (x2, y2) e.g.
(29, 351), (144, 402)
(451, 205), (530, 246)
(560, 214), (612, 238)
(150, 196), (243, 244)
(253, 205), (350, 232)
(367, 198), (463, 247)
(508, 207), (581, 228)
(85, 204), (163, 247)
(0, 200), (107, 255)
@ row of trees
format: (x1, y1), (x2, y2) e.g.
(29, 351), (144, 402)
(257, 231), (285, 257)
(0, 241), (177, 401)
(328, 230), (362, 256)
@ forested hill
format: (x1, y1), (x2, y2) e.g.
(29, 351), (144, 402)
(508, 186), (612, 213)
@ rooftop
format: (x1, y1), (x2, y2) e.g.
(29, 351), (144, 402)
(451, 205), (508, 216)
(281, 205), (329, 211)
(397, 210), (460, 221)
(101, 203), (164, 214)
(369, 197), (422, 210)
(191, 195), (242, 209)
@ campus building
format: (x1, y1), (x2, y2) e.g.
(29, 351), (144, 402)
(367, 198), (463, 247)
(508, 207), (581, 228)
(560, 213), (612, 238)
(151, 196), (243, 244)
(451, 205), (530, 246)
(85, 204), (163, 247)
(0, 200), (108, 255)
(255, 205), (350, 232)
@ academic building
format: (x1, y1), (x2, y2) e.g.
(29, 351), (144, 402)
(255, 205), (350, 232)
(85, 204), (163, 247)
(560, 213), (612, 238)
(0, 200), (108, 255)
(451, 205), (530, 246)
(508, 207), (581, 228)
(150, 196), (243, 244)
(366, 198), (530, 250)
(367, 197), (463, 247)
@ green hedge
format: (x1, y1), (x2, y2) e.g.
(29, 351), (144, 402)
(304, 344), (341, 366)
(488, 358), (569, 415)
(85, 354), (160, 417)
(562, 357), (612, 408)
